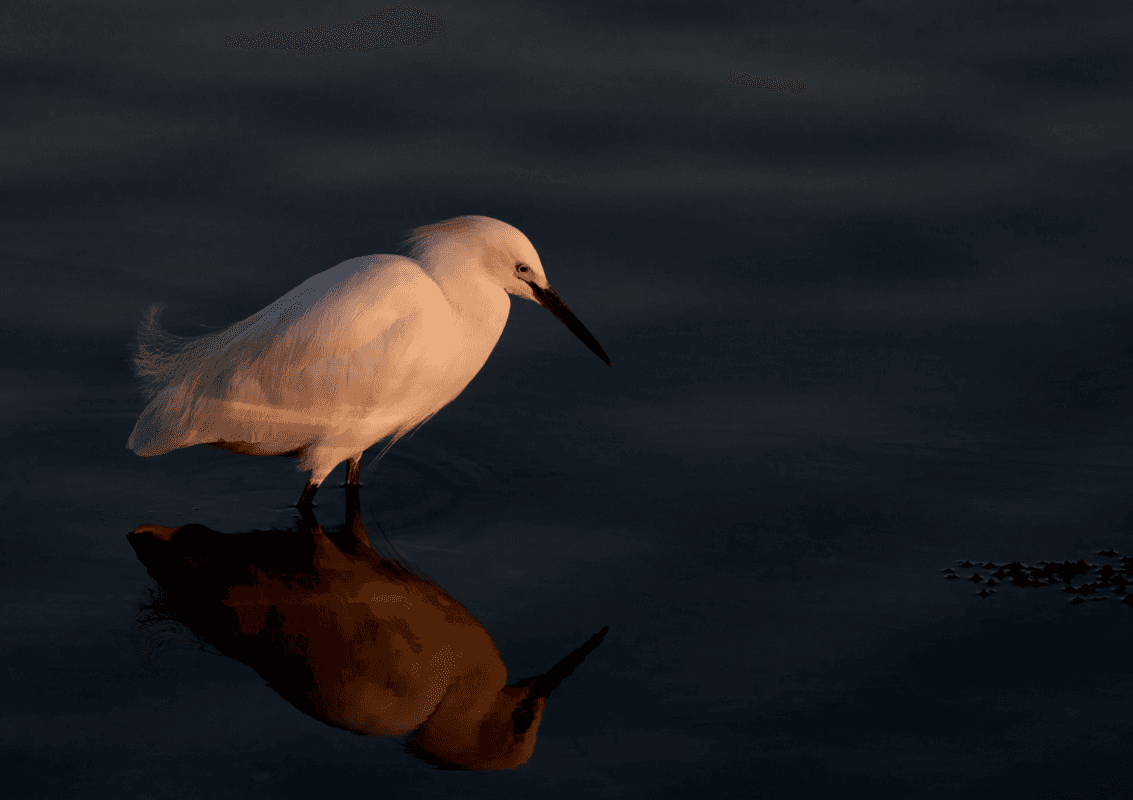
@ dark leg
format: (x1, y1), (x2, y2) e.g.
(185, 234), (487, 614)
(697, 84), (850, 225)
(345, 457), (361, 485)
(296, 480), (319, 508)
(297, 502), (319, 530)
(343, 484), (371, 549)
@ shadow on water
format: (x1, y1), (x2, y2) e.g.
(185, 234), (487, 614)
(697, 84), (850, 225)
(127, 487), (608, 771)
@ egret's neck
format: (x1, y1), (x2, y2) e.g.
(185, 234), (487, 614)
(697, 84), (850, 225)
(419, 253), (510, 327)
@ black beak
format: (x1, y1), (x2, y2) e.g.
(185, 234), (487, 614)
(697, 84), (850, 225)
(515, 625), (609, 700)
(529, 284), (612, 366)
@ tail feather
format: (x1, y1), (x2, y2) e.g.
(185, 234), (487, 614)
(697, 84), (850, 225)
(133, 304), (217, 402)
(128, 304), (241, 455)
(127, 390), (193, 456)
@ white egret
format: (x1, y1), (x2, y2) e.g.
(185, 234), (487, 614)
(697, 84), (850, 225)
(127, 216), (611, 506)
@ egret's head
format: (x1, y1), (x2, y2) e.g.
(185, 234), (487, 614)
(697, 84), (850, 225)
(402, 215), (540, 292)
(403, 216), (612, 366)
(473, 217), (550, 302)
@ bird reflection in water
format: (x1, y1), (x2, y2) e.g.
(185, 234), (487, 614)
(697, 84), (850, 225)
(128, 488), (608, 770)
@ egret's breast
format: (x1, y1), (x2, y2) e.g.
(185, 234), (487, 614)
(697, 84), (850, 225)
(379, 282), (510, 422)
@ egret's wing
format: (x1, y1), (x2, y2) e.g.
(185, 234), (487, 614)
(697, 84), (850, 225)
(127, 255), (454, 455)
(235, 256), (453, 406)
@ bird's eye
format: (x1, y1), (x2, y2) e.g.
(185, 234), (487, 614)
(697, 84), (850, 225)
(516, 263), (529, 273)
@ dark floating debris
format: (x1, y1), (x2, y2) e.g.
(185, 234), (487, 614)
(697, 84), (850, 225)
(225, 6), (447, 55)
(725, 70), (807, 93)
(945, 549), (1133, 607)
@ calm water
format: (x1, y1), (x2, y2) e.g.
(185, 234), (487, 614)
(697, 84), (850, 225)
(3, 1), (1133, 797)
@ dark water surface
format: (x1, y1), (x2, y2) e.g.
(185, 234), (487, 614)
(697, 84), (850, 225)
(3, 1), (1133, 797)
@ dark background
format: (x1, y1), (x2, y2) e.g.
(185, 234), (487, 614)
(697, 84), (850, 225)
(3, 1), (1133, 797)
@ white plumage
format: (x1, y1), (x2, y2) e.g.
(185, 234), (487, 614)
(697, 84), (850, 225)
(127, 215), (610, 506)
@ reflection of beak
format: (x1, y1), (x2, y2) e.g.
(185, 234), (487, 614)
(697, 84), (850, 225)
(516, 626), (610, 700)
(529, 284), (612, 366)
(507, 625), (608, 737)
